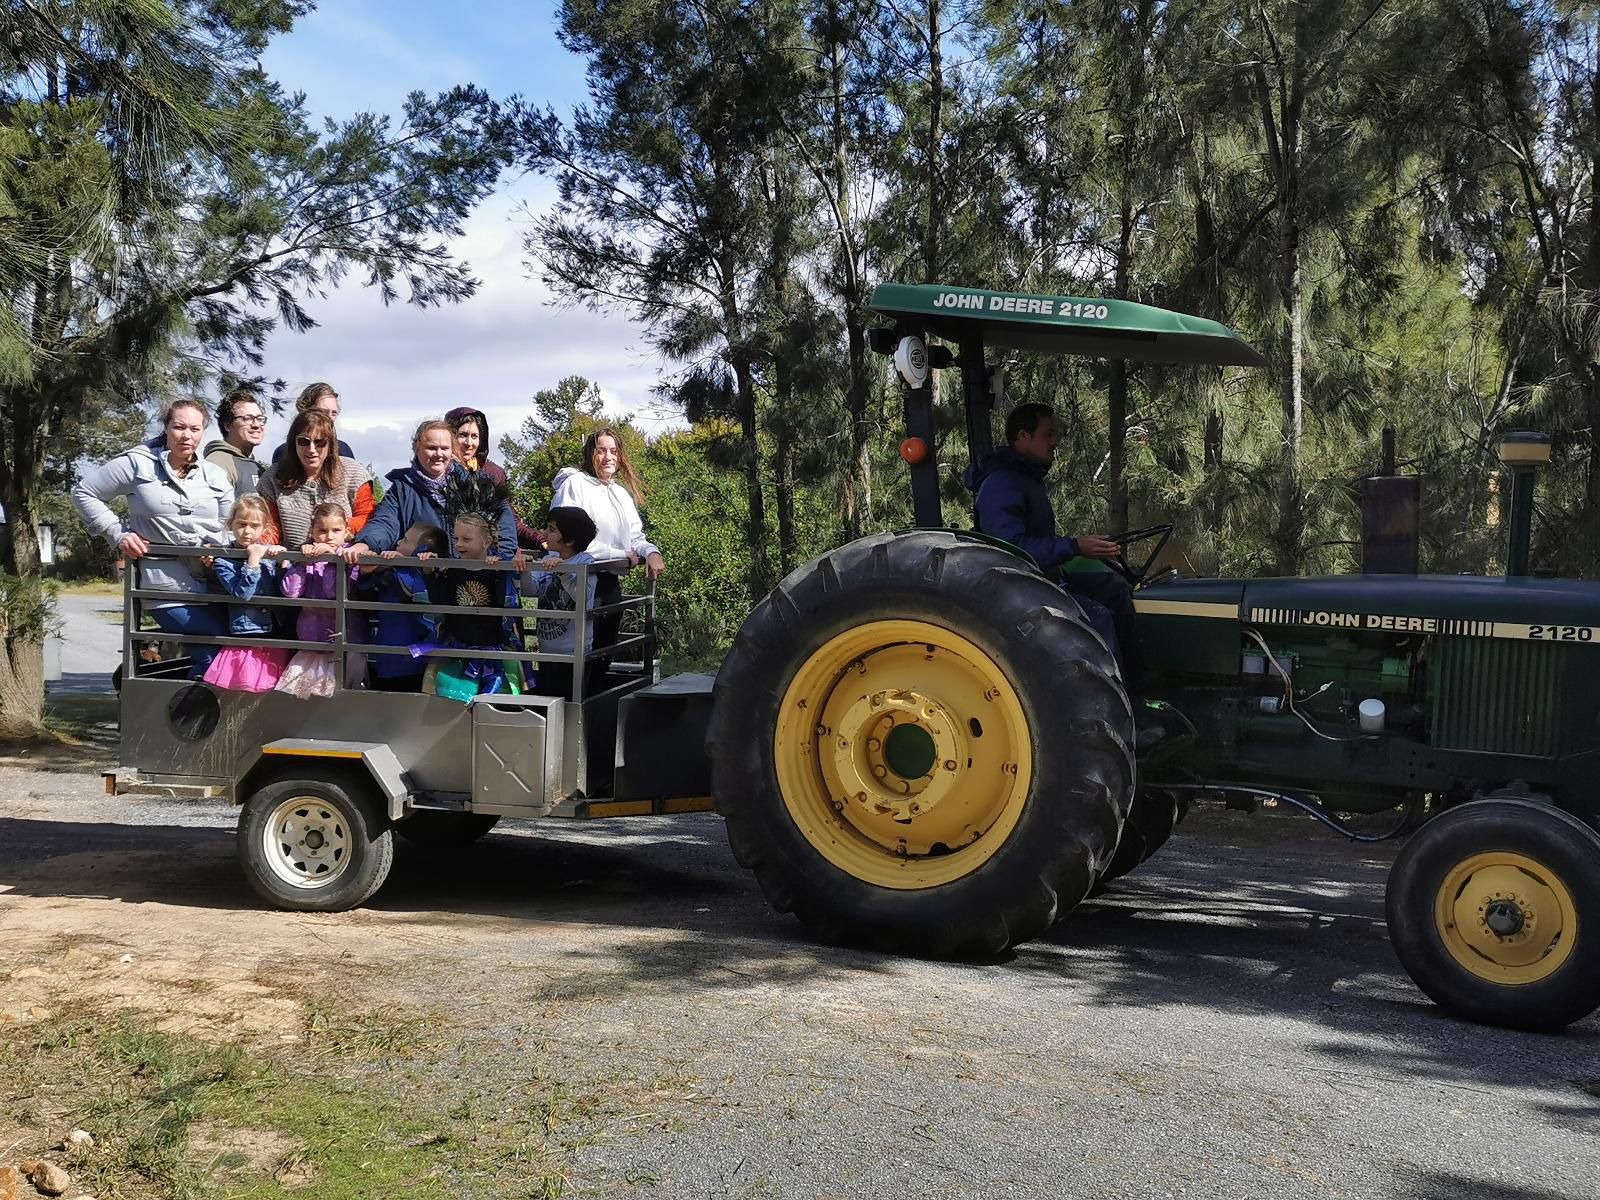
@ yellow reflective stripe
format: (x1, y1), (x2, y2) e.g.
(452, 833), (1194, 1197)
(661, 796), (715, 814)
(1132, 599), (1237, 619)
(261, 747), (364, 759)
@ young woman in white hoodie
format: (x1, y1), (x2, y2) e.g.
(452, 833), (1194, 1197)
(549, 428), (664, 686)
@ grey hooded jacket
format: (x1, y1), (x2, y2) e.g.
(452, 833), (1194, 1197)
(72, 442), (231, 600)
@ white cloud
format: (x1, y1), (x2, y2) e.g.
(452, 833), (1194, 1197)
(256, 178), (682, 481)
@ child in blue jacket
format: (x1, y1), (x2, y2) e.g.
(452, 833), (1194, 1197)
(202, 495), (290, 692)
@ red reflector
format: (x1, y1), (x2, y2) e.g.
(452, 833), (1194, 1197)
(899, 437), (929, 465)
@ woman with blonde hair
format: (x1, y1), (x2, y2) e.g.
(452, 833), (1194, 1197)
(258, 409), (373, 549)
(345, 418), (516, 559)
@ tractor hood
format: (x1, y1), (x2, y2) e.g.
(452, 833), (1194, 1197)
(1137, 574), (1600, 642)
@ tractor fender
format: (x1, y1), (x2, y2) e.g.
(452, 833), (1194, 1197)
(233, 739), (411, 821)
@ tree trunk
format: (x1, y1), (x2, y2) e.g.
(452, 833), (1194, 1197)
(827, 28), (872, 541)
(1274, 203), (1305, 576)
(923, 0), (942, 281)
(0, 473), (49, 742)
(844, 317), (871, 539)
(1107, 360), (1129, 532)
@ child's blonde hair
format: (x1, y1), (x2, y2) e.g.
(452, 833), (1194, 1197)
(227, 494), (272, 529)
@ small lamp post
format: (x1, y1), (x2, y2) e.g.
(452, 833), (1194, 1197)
(1498, 431), (1550, 577)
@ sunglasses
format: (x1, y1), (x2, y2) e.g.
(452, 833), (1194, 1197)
(296, 436), (330, 450)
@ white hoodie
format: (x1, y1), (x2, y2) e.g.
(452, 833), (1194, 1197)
(549, 467), (658, 568)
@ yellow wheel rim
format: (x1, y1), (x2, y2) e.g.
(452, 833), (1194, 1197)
(772, 619), (1033, 890)
(1434, 851), (1577, 985)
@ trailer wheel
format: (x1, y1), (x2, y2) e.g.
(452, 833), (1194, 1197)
(1093, 788), (1180, 892)
(395, 812), (501, 847)
(710, 531), (1135, 957)
(1387, 798), (1600, 1030)
(238, 773), (394, 912)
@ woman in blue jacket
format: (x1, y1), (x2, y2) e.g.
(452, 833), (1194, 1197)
(344, 419), (516, 560)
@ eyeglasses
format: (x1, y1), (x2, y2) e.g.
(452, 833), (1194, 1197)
(296, 436), (329, 450)
(236, 415), (266, 426)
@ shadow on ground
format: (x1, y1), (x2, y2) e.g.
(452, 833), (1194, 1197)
(1, 805), (1595, 1090)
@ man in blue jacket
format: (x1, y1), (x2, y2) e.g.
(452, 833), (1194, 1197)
(962, 402), (1145, 694)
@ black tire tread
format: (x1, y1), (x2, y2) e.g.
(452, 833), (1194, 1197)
(237, 770), (395, 913)
(709, 531), (1134, 958)
(1386, 797), (1600, 1031)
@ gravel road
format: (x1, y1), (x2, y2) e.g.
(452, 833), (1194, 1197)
(5, 591), (1595, 1198)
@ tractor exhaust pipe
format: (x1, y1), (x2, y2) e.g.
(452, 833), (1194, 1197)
(1499, 431), (1550, 578)
(1361, 428), (1419, 575)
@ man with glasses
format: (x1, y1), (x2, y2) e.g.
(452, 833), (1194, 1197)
(205, 389), (269, 499)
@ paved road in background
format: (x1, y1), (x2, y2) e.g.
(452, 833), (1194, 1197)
(50, 589), (124, 696)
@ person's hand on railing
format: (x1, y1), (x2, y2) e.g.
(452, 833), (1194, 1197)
(341, 542), (372, 564)
(645, 551), (665, 582)
(118, 531), (151, 561)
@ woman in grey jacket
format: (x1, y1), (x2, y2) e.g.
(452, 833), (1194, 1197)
(72, 398), (232, 674)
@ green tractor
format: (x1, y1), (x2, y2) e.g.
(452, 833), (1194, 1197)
(709, 282), (1600, 1033)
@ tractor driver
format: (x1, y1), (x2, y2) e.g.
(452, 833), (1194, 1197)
(963, 401), (1147, 700)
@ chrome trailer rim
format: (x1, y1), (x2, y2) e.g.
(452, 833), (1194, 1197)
(262, 795), (354, 889)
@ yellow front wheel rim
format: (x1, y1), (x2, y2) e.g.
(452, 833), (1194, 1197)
(773, 619), (1033, 890)
(1434, 851), (1577, 985)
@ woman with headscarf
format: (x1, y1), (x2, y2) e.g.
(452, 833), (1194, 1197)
(346, 419), (516, 559)
(72, 399), (232, 675)
(257, 410), (374, 550)
(444, 405), (541, 549)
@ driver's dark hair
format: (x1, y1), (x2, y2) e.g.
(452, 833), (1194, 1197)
(1005, 402), (1055, 444)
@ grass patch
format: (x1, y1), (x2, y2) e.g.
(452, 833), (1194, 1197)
(42, 691), (119, 748)
(55, 580), (124, 596)
(0, 1003), (643, 1199)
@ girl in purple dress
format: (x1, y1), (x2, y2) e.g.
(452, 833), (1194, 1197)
(275, 504), (364, 698)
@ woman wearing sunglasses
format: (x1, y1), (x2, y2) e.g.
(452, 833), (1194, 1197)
(257, 410), (374, 550)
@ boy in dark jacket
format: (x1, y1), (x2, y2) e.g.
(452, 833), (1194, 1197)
(962, 402), (1144, 690)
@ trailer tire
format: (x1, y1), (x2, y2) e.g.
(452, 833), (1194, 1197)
(1093, 787), (1180, 892)
(395, 812), (501, 847)
(238, 772), (394, 912)
(710, 531), (1135, 958)
(1387, 797), (1600, 1030)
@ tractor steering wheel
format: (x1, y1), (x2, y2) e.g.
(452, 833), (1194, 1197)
(1105, 524), (1174, 587)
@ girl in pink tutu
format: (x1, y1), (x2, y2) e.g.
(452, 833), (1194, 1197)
(202, 495), (290, 693)
(275, 503), (364, 698)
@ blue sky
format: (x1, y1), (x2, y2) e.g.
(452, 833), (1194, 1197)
(250, 1), (669, 477)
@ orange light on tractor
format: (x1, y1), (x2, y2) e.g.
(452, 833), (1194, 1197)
(899, 437), (929, 465)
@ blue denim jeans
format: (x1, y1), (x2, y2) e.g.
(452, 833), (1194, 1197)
(150, 603), (227, 678)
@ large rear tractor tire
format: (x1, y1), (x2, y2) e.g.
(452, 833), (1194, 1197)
(1386, 798), (1600, 1030)
(709, 531), (1136, 958)
(1093, 787), (1180, 892)
(238, 772), (395, 912)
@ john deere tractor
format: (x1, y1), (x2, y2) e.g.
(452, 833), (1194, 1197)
(709, 283), (1600, 1032)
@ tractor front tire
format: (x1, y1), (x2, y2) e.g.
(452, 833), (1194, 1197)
(238, 772), (395, 912)
(710, 531), (1135, 958)
(1386, 797), (1600, 1031)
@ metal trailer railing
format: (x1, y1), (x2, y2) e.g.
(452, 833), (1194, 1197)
(119, 544), (656, 704)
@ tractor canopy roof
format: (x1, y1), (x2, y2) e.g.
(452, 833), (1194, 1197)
(868, 283), (1266, 368)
